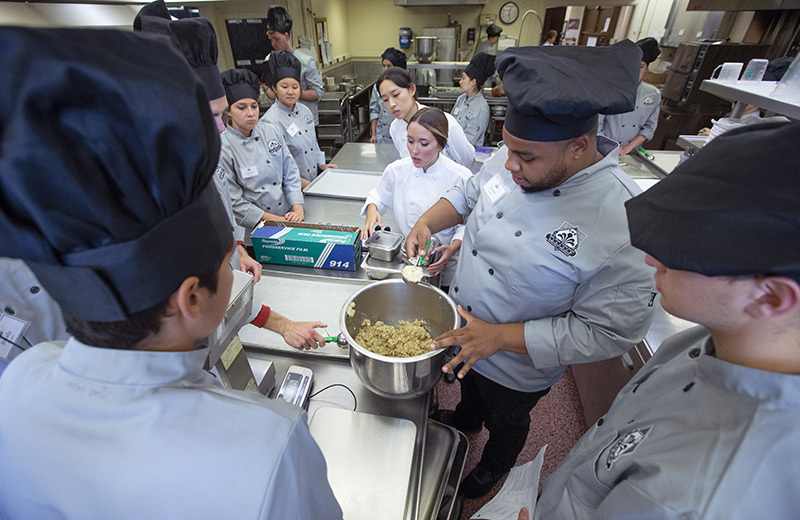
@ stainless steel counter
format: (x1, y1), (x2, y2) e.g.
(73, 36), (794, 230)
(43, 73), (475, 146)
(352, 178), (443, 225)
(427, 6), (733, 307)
(331, 142), (400, 172)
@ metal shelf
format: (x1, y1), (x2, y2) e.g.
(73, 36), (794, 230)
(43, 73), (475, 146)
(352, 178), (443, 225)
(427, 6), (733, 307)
(699, 79), (800, 120)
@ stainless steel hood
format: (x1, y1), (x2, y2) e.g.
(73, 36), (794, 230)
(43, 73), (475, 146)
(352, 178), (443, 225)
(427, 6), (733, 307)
(395, 0), (487, 5)
(687, 0), (800, 10)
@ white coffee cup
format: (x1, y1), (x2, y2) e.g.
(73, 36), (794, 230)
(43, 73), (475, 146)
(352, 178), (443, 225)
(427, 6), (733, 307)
(711, 62), (744, 83)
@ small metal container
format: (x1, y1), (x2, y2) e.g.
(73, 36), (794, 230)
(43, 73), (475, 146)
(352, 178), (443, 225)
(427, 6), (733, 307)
(363, 229), (404, 262)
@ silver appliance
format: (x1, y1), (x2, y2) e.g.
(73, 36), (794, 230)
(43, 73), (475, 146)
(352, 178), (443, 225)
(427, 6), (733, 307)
(422, 26), (460, 86)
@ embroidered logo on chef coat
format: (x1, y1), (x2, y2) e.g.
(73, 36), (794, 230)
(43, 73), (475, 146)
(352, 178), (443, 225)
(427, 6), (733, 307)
(267, 139), (282, 154)
(305, 114), (313, 125)
(546, 221), (587, 258)
(605, 426), (653, 470)
(215, 164), (225, 180)
(643, 96), (655, 106)
(465, 112), (474, 121)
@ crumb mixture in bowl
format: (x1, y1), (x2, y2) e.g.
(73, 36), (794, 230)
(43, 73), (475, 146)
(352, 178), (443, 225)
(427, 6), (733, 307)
(354, 318), (433, 357)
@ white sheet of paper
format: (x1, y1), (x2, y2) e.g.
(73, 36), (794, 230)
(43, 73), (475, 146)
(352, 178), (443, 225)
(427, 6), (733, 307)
(287, 123), (299, 137)
(587, 36), (597, 47)
(471, 445), (547, 520)
(602, 17), (611, 33)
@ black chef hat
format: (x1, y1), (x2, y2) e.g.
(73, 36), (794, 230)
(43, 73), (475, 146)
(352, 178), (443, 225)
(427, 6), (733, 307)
(496, 40), (641, 142)
(135, 5), (225, 101)
(133, 0), (170, 32)
(487, 24), (502, 38)
(464, 52), (496, 86)
(169, 18), (225, 100)
(0, 27), (231, 322)
(221, 68), (260, 105)
(636, 37), (660, 65)
(267, 5), (293, 34)
(764, 57), (793, 82)
(382, 47), (407, 69)
(264, 50), (301, 87)
(626, 121), (800, 283)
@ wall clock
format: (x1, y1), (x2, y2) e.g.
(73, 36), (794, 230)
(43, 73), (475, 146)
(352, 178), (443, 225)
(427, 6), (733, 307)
(499, 2), (519, 25)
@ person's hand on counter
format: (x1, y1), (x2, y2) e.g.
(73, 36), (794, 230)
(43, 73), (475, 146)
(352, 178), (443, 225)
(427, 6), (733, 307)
(426, 240), (460, 276)
(238, 245), (263, 283)
(361, 204), (383, 240)
(368, 134), (377, 144)
(320, 163), (338, 170)
(266, 311), (328, 350)
(285, 204), (304, 223)
(432, 305), (526, 379)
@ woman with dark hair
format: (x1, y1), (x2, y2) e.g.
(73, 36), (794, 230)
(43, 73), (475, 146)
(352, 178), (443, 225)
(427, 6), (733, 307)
(369, 47), (406, 144)
(378, 66), (475, 168)
(361, 107), (471, 286)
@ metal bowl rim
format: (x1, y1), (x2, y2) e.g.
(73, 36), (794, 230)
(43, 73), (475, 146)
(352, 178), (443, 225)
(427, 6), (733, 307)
(339, 279), (458, 363)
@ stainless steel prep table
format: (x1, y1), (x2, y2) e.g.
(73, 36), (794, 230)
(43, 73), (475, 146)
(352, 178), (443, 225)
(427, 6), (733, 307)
(331, 142), (401, 172)
(245, 330), (467, 520)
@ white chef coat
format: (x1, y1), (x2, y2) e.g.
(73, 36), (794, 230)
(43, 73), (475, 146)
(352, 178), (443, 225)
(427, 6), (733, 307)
(369, 84), (394, 144)
(598, 81), (661, 146)
(0, 258), (68, 375)
(451, 92), (490, 147)
(536, 326), (800, 519)
(360, 155), (471, 285)
(219, 122), (304, 232)
(261, 100), (325, 183)
(0, 338), (342, 520)
(389, 102), (476, 168)
(443, 136), (656, 392)
(265, 48), (324, 125)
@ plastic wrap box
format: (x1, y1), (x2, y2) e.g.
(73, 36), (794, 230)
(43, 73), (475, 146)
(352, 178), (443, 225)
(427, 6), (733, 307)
(251, 221), (361, 271)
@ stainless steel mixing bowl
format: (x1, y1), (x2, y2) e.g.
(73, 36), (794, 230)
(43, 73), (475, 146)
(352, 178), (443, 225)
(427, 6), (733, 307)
(340, 280), (458, 399)
(415, 36), (436, 64)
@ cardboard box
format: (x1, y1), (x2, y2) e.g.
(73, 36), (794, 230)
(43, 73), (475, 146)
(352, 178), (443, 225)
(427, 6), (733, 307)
(251, 221), (361, 271)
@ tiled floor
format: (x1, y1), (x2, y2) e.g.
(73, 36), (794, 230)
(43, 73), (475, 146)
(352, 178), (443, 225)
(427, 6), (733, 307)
(435, 366), (588, 519)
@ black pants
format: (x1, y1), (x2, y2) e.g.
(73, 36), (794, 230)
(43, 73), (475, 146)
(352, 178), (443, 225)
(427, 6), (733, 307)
(452, 370), (550, 474)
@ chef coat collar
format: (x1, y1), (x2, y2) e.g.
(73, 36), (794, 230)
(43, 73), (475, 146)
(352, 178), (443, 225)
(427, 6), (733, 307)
(697, 339), (800, 407)
(224, 124), (258, 142)
(535, 135), (620, 191)
(275, 98), (299, 115)
(410, 154), (446, 178)
(59, 337), (209, 386)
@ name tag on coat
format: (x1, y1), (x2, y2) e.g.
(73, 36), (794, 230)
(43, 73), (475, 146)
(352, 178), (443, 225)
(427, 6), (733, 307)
(482, 173), (509, 205)
(241, 165), (259, 179)
(287, 123), (300, 137)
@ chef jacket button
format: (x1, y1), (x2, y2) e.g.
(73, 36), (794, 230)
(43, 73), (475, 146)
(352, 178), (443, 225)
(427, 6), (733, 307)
(454, 287), (459, 293)
(278, 202), (282, 206)
(472, 249), (477, 256)
(496, 212), (503, 219)
(266, 160), (270, 164)
(683, 382), (695, 392)
(514, 230), (522, 237)
(267, 207), (271, 211)
(466, 305), (472, 312)
(553, 189), (561, 197)
(597, 418), (604, 426)
(30, 286), (40, 294)
(304, 151), (307, 154)
(273, 182), (277, 185)
(488, 268), (494, 275)
(689, 348), (701, 358)
(4, 306), (14, 315)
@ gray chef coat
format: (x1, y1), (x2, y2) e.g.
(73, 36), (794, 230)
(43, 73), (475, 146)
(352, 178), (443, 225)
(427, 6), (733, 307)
(265, 48), (324, 125)
(452, 92), (490, 147)
(598, 81), (661, 146)
(369, 84), (394, 144)
(477, 41), (496, 56)
(443, 136), (656, 393)
(219, 122), (304, 232)
(261, 100), (325, 183)
(536, 325), (800, 519)
(0, 258), (68, 375)
(212, 158), (246, 269)
(0, 338), (342, 519)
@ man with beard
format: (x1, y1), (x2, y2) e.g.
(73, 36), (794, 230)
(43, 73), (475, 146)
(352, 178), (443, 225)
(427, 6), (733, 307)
(406, 41), (658, 499)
